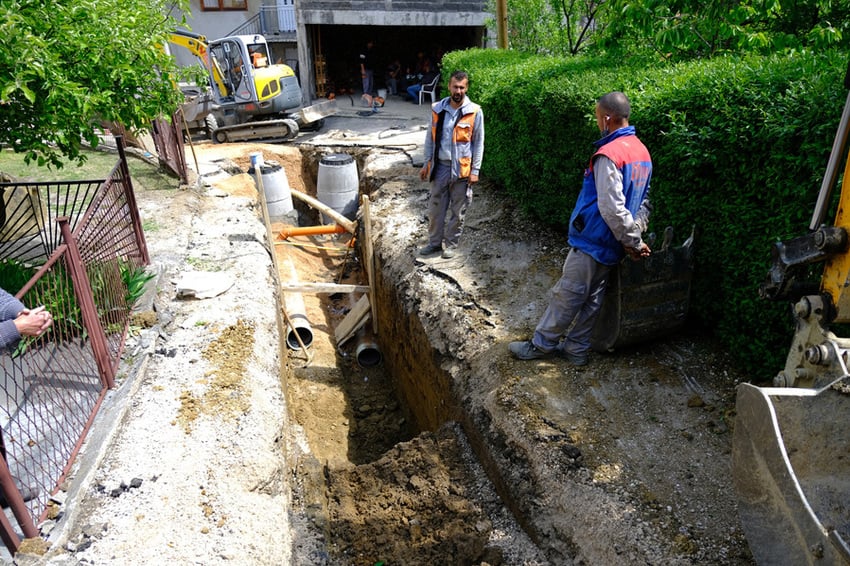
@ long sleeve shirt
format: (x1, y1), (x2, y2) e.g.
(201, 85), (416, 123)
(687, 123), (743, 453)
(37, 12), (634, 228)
(0, 288), (24, 349)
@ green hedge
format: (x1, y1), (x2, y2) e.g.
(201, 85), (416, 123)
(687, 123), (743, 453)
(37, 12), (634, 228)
(441, 48), (847, 376)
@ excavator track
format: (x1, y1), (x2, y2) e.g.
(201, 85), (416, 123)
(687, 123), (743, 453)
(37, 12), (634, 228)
(211, 118), (300, 144)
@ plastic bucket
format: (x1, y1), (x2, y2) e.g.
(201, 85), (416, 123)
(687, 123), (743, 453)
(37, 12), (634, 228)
(316, 153), (359, 224)
(248, 161), (294, 222)
(377, 88), (387, 99)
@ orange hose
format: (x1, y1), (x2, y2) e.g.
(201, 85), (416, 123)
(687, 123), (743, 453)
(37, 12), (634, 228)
(278, 223), (347, 239)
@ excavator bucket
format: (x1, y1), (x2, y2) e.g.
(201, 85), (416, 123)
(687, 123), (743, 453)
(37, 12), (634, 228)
(733, 383), (850, 565)
(591, 225), (695, 352)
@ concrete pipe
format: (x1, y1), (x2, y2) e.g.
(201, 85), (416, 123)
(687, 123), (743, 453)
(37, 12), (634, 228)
(355, 327), (382, 367)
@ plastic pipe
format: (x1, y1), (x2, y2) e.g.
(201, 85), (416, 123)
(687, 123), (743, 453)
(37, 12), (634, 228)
(278, 223), (347, 239)
(288, 187), (357, 234)
(354, 327), (382, 367)
(281, 256), (313, 350)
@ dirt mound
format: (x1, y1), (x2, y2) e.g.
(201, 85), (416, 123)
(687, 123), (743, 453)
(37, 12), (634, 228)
(327, 426), (497, 564)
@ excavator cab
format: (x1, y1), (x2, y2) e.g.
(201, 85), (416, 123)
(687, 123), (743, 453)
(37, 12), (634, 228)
(732, 58), (850, 565)
(206, 35), (301, 116)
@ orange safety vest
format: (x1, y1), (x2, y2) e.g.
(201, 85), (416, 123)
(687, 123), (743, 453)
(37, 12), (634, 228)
(425, 105), (480, 181)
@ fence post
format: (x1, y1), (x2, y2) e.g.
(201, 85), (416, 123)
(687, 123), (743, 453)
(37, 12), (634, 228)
(114, 136), (150, 265)
(58, 217), (116, 389)
(0, 454), (36, 548)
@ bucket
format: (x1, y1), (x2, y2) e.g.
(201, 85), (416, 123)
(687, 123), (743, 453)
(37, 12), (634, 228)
(377, 88), (387, 99)
(248, 161), (294, 222)
(316, 153), (359, 224)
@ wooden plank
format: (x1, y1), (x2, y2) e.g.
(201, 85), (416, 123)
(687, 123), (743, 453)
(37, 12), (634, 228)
(280, 283), (370, 294)
(361, 195), (378, 335)
(334, 294), (371, 343)
(336, 311), (371, 347)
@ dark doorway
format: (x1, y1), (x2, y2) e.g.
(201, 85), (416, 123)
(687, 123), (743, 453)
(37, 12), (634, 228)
(312, 24), (483, 96)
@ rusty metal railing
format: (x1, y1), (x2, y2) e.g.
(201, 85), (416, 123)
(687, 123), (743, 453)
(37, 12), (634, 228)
(151, 112), (188, 185)
(0, 137), (148, 553)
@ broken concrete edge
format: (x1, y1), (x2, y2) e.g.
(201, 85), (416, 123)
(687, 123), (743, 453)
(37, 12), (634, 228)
(33, 274), (169, 558)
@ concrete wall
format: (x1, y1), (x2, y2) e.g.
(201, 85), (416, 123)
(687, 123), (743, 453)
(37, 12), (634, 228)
(169, 0), (256, 67)
(298, 0), (489, 27)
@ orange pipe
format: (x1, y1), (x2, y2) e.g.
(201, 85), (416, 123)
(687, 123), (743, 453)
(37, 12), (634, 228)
(278, 223), (347, 239)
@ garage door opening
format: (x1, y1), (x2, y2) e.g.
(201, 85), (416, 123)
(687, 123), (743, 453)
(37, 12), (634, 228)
(309, 24), (485, 98)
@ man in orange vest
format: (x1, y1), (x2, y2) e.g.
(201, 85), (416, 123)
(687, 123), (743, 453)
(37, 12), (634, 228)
(418, 70), (485, 259)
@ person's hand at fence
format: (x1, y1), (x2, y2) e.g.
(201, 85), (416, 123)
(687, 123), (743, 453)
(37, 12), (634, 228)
(14, 306), (52, 337)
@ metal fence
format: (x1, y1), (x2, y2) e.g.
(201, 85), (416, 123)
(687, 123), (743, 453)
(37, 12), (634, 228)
(229, 4), (297, 37)
(0, 138), (148, 553)
(151, 113), (188, 185)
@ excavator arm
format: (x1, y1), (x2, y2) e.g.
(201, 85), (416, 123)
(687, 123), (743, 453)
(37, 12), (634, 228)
(169, 29), (230, 99)
(733, 58), (850, 565)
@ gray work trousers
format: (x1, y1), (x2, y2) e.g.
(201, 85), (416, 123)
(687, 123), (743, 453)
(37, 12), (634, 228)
(427, 162), (472, 248)
(532, 248), (611, 356)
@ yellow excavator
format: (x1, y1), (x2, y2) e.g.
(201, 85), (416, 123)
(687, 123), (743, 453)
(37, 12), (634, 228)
(168, 29), (335, 143)
(732, 59), (850, 565)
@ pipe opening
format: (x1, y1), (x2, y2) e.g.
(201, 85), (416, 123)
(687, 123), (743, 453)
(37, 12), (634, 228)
(286, 325), (313, 350)
(355, 342), (382, 367)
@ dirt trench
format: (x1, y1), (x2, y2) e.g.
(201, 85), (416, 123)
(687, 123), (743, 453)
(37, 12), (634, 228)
(273, 145), (545, 565)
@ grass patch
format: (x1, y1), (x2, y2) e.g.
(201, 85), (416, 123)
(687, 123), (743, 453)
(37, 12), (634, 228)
(186, 257), (221, 271)
(0, 147), (179, 193)
(142, 219), (162, 232)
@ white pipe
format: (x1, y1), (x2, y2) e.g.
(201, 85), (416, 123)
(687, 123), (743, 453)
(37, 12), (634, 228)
(281, 256), (313, 350)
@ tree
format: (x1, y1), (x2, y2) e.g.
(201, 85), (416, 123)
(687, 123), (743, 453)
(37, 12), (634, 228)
(602, 0), (849, 60)
(489, 0), (611, 55)
(0, 0), (190, 167)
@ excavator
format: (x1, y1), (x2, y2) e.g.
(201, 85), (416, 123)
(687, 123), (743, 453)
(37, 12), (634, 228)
(168, 29), (335, 143)
(732, 59), (850, 565)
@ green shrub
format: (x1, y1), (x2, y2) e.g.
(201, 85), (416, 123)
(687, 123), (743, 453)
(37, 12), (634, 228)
(120, 261), (154, 306)
(443, 47), (847, 377)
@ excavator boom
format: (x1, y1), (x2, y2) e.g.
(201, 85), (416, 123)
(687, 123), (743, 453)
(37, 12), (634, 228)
(733, 57), (850, 565)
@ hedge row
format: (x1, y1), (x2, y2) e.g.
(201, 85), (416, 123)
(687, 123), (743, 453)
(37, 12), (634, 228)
(441, 48), (847, 376)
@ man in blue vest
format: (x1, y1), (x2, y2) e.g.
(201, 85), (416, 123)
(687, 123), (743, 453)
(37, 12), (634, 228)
(509, 91), (652, 366)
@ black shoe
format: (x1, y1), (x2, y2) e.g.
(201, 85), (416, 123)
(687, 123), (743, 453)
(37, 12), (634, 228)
(560, 350), (589, 366)
(508, 341), (553, 360)
(418, 244), (442, 256)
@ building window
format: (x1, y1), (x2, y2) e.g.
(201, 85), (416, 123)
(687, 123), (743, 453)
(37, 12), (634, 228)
(201, 0), (247, 10)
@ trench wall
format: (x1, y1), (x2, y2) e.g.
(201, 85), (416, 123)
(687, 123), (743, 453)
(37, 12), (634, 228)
(372, 260), (457, 432)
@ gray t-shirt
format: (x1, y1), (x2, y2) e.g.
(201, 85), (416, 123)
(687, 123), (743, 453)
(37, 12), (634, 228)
(438, 105), (459, 163)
